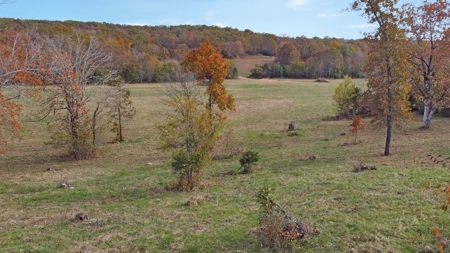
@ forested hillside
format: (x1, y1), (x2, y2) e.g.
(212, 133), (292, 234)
(0, 18), (367, 82)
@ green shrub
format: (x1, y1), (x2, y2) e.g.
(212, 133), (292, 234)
(332, 75), (360, 118)
(239, 150), (259, 174)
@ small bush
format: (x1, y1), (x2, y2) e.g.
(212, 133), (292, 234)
(315, 78), (329, 83)
(349, 115), (365, 143)
(249, 66), (264, 79)
(256, 187), (306, 251)
(239, 150), (259, 174)
(332, 76), (361, 118)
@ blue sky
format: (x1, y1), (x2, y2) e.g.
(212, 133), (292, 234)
(0, 0), (422, 39)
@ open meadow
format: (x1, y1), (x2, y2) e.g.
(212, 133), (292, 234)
(234, 55), (275, 77)
(1, 78), (450, 252)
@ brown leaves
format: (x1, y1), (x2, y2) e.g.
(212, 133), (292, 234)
(13, 71), (44, 86)
(0, 31), (43, 151)
(444, 186), (450, 210)
(182, 40), (235, 112)
(432, 227), (441, 238)
(275, 41), (300, 65)
(349, 115), (365, 143)
(350, 115), (365, 133)
(0, 93), (23, 153)
(401, 0), (450, 128)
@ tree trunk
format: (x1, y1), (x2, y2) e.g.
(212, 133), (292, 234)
(92, 107), (99, 147)
(384, 88), (393, 156)
(92, 114), (96, 147)
(421, 78), (436, 129)
(70, 111), (80, 158)
(118, 107), (123, 142)
(421, 101), (437, 129)
(384, 114), (392, 156)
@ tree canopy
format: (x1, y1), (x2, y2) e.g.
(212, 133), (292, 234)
(182, 40), (235, 112)
(351, 0), (411, 156)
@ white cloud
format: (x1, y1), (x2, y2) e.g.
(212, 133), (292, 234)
(287, 0), (308, 8)
(160, 18), (177, 24)
(125, 21), (149, 26)
(204, 11), (226, 27)
(213, 22), (226, 27)
(346, 23), (376, 29)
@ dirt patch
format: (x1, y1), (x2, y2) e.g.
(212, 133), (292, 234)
(185, 195), (209, 206)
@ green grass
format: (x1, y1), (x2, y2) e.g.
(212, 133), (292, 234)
(1, 78), (450, 252)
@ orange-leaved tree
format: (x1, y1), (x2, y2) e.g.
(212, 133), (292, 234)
(349, 115), (365, 143)
(401, 0), (450, 129)
(0, 31), (45, 152)
(351, 0), (411, 156)
(182, 39), (235, 112)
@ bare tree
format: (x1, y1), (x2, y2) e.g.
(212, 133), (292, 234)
(43, 33), (112, 158)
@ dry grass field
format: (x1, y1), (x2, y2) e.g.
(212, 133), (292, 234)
(234, 55), (275, 77)
(1, 78), (450, 252)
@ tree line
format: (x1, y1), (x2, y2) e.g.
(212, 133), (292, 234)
(0, 18), (368, 82)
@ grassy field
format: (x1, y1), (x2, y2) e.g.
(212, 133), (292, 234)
(234, 55), (275, 77)
(1, 78), (450, 252)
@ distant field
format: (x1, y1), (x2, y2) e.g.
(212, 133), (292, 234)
(1, 79), (450, 252)
(234, 54), (275, 77)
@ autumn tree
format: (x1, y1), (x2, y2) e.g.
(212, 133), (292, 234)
(0, 31), (44, 152)
(275, 41), (301, 65)
(43, 33), (112, 159)
(401, 0), (450, 129)
(158, 73), (224, 191)
(172, 43), (190, 61)
(351, 0), (411, 156)
(261, 35), (278, 56)
(107, 77), (136, 143)
(182, 40), (235, 112)
(349, 115), (366, 143)
(319, 47), (344, 78)
(221, 40), (245, 59)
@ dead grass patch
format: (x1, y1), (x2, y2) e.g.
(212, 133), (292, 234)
(352, 162), (377, 173)
(234, 55), (275, 77)
(184, 195), (209, 206)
